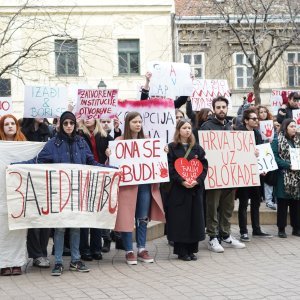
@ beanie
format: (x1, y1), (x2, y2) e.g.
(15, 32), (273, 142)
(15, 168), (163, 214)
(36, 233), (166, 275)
(59, 111), (76, 136)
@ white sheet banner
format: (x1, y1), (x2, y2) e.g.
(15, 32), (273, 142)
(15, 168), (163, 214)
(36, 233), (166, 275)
(24, 86), (68, 118)
(256, 143), (278, 174)
(117, 99), (176, 144)
(0, 97), (13, 116)
(109, 138), (169, 186)
(191, 79), (231, 111)
(290, 148), (300, 170)
(147, 62), (193, 99)
(6, 164), (120, 230)
(76, 89), (118, 119)
(198, 131), (260, 189)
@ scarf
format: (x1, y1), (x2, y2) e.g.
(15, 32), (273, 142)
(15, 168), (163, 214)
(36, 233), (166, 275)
(278, 132), (300, 199)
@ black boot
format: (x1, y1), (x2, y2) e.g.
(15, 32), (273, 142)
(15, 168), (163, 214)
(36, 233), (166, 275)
(102, 240), (111, 253)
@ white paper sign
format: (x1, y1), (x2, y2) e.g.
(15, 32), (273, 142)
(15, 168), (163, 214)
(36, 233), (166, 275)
(24, 86), (68, 118)
(259, 120), (274, 141)
(270, 89), (300, 115)
(198, 131), (260, 189)
(292, 109), (300, 129)
(147, 62), (193, 99)
(290, 148), (300, 170)
(117, 99), (176, 144)
(109, 138), (169, 186)
(6, 163), (120, 230)
(191, 79), (232, 111)
(256, 143), (278, 174)
(0, 97), (13, 116)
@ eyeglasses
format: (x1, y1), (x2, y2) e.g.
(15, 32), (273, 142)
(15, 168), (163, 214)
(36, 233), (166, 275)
(63, 121), (75, 126)
(248, 117), (258, 121)
(101, 120), (111, 123)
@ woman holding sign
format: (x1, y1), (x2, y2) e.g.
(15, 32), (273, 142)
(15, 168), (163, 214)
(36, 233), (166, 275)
(113, 112), (165, 265)
(0, 114), (26, 276)
(167, 118), (208, 261)
(271, 119), (300, 238)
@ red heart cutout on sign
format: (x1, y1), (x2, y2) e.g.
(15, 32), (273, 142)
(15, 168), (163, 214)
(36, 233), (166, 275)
(174, 158), (203, 184)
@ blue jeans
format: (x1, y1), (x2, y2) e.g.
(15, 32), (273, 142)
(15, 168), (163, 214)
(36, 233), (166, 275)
(54, 228), (81, 263)
(122, 184), (151, 251)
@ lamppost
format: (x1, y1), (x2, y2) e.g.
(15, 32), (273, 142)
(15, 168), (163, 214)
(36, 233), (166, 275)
(97, 78), (107, 89)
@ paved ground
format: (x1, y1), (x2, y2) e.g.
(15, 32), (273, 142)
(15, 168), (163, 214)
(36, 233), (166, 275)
(1, 225), (300, 300)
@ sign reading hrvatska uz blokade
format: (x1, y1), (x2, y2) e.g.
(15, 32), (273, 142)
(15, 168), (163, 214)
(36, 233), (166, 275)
(198, 131), (260, 189)
(109, 138), (169, 186)
(6, 164), (120, 230)
(117, 99), (176, 144)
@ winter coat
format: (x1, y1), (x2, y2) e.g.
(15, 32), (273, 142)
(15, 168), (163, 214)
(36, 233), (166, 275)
(114, 136), (165, 232)
(200, 115), (232, 131)
(277, 105), (298, 124)
(237, 124), (263, 145)
(167, 142), (208, 243)
(21, 122), (51, 142)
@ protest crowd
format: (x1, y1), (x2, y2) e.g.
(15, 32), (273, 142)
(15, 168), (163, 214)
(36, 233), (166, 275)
(0, 68), (300, 277)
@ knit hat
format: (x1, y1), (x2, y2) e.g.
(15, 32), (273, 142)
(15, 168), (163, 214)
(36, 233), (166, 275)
(59, 111), (76, 136)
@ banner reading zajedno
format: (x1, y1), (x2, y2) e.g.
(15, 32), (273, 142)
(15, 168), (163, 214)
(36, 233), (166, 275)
(6, 164), (121, 230)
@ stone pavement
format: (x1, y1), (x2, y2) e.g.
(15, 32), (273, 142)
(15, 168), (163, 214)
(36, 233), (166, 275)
(1, 225), (300, 300)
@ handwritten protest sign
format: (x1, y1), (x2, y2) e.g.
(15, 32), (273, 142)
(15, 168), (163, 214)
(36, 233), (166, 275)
(109, 138), (169, 186)
(191, 79), (232, 111)
(147, 62), (193, 99)
(270, 89), (300, 115)
(292, 109), (300, 129)
(290, 148), (300, 170)
(76, 89), (118, 119)
(6, 163), (120, 230)
(117, 99), (176, 144)
(256, 143), (278, 174)
(259, 120), (274, 141)
(0, 97), (13, 116)
(24, 86), (68, 118)
(198, 131), (260, 189)
(175, 158), (203, 184)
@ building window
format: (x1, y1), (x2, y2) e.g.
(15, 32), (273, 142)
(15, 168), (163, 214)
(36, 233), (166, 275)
(0, 79), (11, 96)
(55, 40), (78, 76)
(287, 52), (300, 87)
(118, 40), (140, 75)
(182, 53), (204, 78)
(235, 53), (254, 88)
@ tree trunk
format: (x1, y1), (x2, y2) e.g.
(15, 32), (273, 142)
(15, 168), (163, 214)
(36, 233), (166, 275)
(253, 82), (261, 105)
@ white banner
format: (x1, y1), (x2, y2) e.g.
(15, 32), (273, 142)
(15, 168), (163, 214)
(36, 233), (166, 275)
(117, 99), (176, 144)
(290, 148), (300, 170)
(147, 62), (193, 99)
(0, 97), (13, 116)
(256, 143), (278, 174)
(76, 89), (118, 119)
(24, 85), (68, 118)
(191, 79), (231, 111)
(198, 131), (260, 189)
(259, 120), (274, 141)
(109, 138), (169, 186)
(6, 164), (120, 230)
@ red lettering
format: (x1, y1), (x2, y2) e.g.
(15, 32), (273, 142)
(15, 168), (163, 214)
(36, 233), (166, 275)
(9, 172), (24, 218)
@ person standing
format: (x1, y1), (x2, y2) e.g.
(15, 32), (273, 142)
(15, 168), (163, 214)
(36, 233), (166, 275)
(277, 92), (300, 124)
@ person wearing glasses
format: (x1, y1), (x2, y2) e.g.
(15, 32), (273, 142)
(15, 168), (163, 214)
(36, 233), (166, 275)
(17, 111), (111, 276)
(277, 92), (300, 124)
(236, 108), (272, 242)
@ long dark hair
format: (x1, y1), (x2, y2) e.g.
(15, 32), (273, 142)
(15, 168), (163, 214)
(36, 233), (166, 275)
(195, 108), (213, 128)
(173, 118), (195, 147)
(280, 118), (296, 140)
(123, 111), (145, 140)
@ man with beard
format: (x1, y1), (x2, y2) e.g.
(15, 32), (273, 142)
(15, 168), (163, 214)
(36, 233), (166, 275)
(200, 96), (246, 253)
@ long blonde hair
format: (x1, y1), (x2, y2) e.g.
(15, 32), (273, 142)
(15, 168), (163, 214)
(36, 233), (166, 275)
(79, 119), (107, 138)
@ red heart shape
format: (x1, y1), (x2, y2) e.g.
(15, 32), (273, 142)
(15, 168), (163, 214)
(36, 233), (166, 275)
(174, 158), (203, 184)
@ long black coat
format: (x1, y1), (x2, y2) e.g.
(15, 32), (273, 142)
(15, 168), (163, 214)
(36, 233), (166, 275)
(167, 142), (208, 243)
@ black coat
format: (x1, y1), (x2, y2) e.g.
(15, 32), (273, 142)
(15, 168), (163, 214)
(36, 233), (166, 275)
(167, 142), (208, 243)
(21, 122), (51, 142)
(200, 115), (232, 131)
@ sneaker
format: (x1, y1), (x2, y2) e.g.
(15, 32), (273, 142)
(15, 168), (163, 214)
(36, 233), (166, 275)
(125, 252), (137, 265)
(51, 263), (63, 276)
(252, 230), (273, 238)
(278, 231), (287, 238)
(240, 233), (251, 242)
(33, 257), (50, 268)
(69, 261), (90, 272)
(266, 202), (277, 210)
(137, 250), (154, 263)
(208, 237), (224, 253)
(222, 235), (246, 249)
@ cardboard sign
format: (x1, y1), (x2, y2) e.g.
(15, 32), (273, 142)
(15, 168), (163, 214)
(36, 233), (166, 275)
(24, 86), (68, 118)
(270, 89), (300, 115)
(191, 79), (231, 111)
(147, 62), (193, 99)
(109, 138), (169, 186)
(174, 158), (203, 184)
(259, 120), (274, 141)
(198, 131), (260, 189)
(292, 109), (300, 129)
(76, 89), (118, 119)
(6, 163), (120, 230)
(290, 148), (300, 170)
(0, 97), (13, 116)
(117, 99), (176, 144)
(256, 143), (278, 174)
